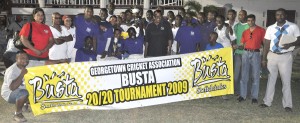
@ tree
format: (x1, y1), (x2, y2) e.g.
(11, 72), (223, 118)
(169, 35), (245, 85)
(203, 5), (218, 14)
(183, 0), (202, 17)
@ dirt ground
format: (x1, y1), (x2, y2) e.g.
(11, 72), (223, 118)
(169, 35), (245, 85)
(1, 60), (300, 123)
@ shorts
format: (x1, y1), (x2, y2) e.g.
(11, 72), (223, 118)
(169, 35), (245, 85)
(8, 88), (29, 104)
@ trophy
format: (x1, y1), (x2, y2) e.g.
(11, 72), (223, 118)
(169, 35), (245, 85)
(113, 38), (118, 55)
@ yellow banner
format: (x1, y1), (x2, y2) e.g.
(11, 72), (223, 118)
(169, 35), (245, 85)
(25, 47), (233, 116)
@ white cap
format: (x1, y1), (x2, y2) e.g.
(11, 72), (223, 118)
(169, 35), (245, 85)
(132, 8), (139, 13)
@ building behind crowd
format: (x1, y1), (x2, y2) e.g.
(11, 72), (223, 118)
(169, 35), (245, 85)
(0, 0), (300, 27)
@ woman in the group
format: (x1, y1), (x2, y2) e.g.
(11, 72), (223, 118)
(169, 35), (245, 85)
(48, 12), (72, 61)
(61, 15), (76, 62)
(19, 8), (54, 60)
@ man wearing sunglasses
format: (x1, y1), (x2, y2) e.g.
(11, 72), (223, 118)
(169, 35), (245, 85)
(238, 14), (265, 103)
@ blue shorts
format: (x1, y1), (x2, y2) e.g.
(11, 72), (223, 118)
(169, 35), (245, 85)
(8, 89), (29, 104)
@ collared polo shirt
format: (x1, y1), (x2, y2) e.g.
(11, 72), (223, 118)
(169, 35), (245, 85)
(241, 26), (265, 50)
(265, 20), (300, 53)
(74, 15), (99, 49)
(175, 25), (201, 54)
(145, 21), (173, 56)
(234, 22), (249, 54)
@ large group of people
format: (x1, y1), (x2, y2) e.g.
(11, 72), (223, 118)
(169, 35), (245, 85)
(0, 2), (300, 122)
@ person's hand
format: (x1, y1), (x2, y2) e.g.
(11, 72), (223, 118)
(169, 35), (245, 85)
(237, 45), (244, 50)
(116, 51), (122, 56)
(100, 25), (107, 32)
(55, 39), (65, 45)
(232, 44), (237, 49)
(261, 60), (267, 68)
(224, 23), (229, 27)
(227, 26), (233, 35)
(282, 43), (293, 49)
(101, 51), (107, 58)
(167, 50), (171, 55)
(21, 68), (28, 76)
(33, 49), (42, 56)
(60, 59), (69, 64)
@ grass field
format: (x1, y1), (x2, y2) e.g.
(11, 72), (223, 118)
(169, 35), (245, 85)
(0, 59), (300, 123)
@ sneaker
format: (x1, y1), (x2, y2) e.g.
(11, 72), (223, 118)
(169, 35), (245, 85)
(252, 99), (258, 104)
(237, 96), (245, 102)
(285, 107), (293, 112)
(23, 104), (31, 113)
(13, 113), (27, 122)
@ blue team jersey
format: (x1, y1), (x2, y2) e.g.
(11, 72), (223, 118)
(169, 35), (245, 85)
(205, 43), (224, 50)
(122, 33), (144, 55)
(97, 22), (114, 54)
(74, 15), (99, 49)
(108, 38), (123, 54)
(200, 21), (217, 51)
(75, 49), (97, 62)
(175, 25), (202, 54)
(181, 18), (198, 26)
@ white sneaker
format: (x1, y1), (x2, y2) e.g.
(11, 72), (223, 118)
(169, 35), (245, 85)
(13, 113), (27, 122)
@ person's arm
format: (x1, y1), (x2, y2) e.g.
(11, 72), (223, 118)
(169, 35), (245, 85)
(262, 39), (271, 67)
(41, 36), (54, 53)
(144, 26), (150, 57)
(59, 34), (73, 42)
(281, 25), (300, 49)
(144, 42), (148, 57)
(93, 37), (97, 53)
(20, 23), (40, 54)
(167, 39), (172, 55)
(53, 38), (65, 45)
(101, 38), (112, 58)
(232, 24), (238, 48)
(9, 68), (27, 91)
(177, 42), (180, 54)
(92, 24), (100, 53)
(20, 35), (42, 55)
(282, 37), (300, 49)
(167, 24), (173, 55)
(238, 31), (246, 49)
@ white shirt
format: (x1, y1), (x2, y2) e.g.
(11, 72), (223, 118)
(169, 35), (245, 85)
(265, 20), (300, 53)
(106, 13), (114, 22)
(61, 26), (76, 59)
(214, 26), (236, 47)
(172, 27), (179, 52)
(49, 26), (69, 60)
(225, 20), (239, 30)
(1, 60), (45, 101)
(120, 24), (131, 32)
(6, 38), (19, 52)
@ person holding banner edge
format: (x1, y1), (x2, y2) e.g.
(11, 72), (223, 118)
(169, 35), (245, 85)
(1, 51), (68, 122)
(232, 10), (249, 97)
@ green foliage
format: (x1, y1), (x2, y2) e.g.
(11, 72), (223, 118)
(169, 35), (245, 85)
(184, 0), (202, 17)
(203, 5), (218, 14)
